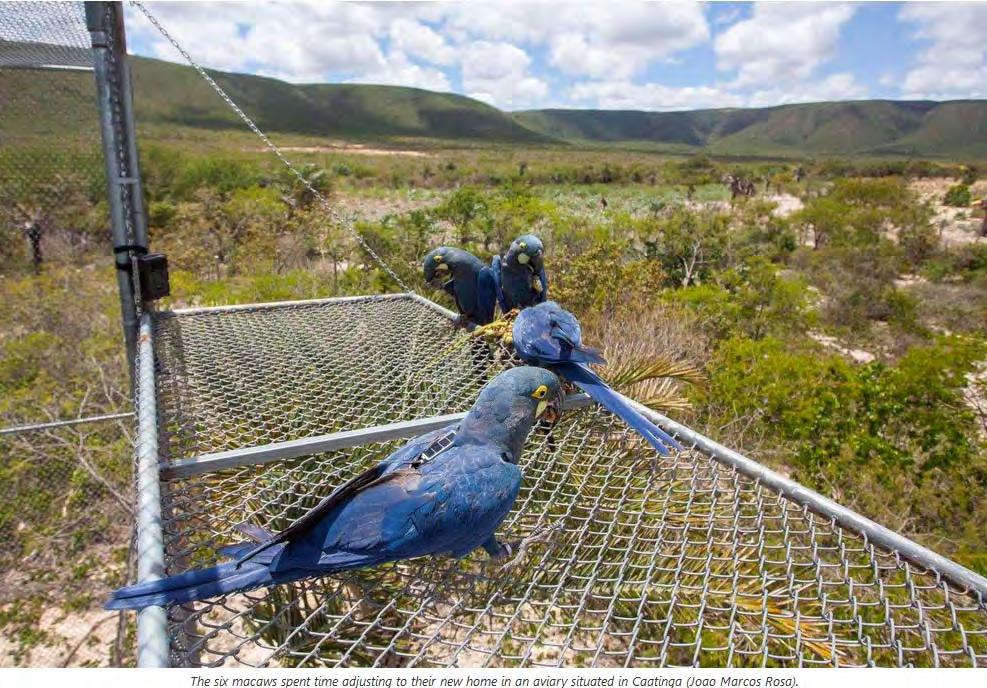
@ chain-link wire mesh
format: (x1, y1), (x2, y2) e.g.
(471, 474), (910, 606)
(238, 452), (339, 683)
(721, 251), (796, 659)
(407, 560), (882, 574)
(151, 296), (987, 668)
(0, 1), (134, 668)
(0, 1), (92, 69)
(152, 296), (502, 463)
(0, 2), (106, 272)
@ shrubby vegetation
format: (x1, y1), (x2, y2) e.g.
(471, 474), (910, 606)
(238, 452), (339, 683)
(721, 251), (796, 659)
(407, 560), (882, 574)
(1, 144), (985, 657)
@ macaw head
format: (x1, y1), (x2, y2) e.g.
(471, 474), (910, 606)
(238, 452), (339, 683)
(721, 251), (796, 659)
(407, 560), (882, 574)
(423, 247), (456, 288)
(505, 234), (545, 274)
(424, 247), (483, 289)
(458, 366), (564, 462)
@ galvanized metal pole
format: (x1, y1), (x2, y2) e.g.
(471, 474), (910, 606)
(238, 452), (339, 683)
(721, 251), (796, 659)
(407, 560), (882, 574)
(86, 1), (146, 385)
(134, 314), (169, 667)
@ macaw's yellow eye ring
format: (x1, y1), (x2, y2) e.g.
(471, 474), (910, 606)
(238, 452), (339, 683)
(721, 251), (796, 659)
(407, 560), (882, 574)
(519, 241), (527, 250)
(531, 384), (549, 400)
(434, 254), (444, 262)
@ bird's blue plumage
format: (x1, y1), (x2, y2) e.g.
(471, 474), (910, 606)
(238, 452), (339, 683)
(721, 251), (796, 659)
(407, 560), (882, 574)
(105, 367), (562, 611)
(512, 302), (682, 456)
(423, 247), (497, 325)
(492, 234), (548, 312)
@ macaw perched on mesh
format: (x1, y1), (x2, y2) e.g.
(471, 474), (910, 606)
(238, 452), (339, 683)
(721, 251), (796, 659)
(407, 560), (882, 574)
(491, 234), (548, 313)
(423, 247), (497, 326)
(510, 301), (682, 456)
(105, 366), (564, 611)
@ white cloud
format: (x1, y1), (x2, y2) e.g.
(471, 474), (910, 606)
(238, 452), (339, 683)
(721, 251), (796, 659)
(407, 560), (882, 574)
(460, 41), (548, 109)
(347, 51), (452, 93)
(898, 3), (987, 100)
(389, 18), (456, 67)
(125, 1), (391, 82)
(547, 3), (709, 79)
(745, 72), (867, 107)
(715, 2), (856, 88)
(568, 71), (866, 112)
(570, 80), (741, 111)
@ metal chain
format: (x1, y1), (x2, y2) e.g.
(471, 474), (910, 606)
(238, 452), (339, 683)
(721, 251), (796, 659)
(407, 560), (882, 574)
(128, 0), (416, 294)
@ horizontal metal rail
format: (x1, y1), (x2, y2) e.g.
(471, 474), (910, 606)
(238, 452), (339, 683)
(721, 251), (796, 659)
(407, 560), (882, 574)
(169, 292), (417, 316)
(160, 394), (594, 481)
(629, 396), (987, 599)
(0, 411), (133, 436)
(407, 292), (460, 322)
(0, 63), (94, 72)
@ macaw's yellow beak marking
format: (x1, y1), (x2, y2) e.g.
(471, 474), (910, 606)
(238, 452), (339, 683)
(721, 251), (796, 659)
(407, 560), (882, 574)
(532, 384), (549, 416)
(435, 263), (449, 272)
(517, 252), (531, 265)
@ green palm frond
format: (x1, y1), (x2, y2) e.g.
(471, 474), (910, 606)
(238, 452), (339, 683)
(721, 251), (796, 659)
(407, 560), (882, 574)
(601, 353), (705, 414)
(603, 354), (705, 389)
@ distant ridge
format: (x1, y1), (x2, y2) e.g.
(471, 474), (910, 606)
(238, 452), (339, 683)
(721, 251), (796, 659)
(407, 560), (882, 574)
(3, 50), (986, 157)
(514, 100), (987, 157)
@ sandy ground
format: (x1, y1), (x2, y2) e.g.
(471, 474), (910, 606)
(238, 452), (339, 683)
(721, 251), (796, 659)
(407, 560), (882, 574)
(963, 361), (987, 441)
(0, 606), (121, 668)
(808, 331), (876, 364)
(769, 193), (804, 217)
(909, 179), (987, 248)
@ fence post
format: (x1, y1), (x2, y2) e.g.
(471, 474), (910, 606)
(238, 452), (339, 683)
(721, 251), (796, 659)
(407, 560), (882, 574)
(86, 1), (148, 388)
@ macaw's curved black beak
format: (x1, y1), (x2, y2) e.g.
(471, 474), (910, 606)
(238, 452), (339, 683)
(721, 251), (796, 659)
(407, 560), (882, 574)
(540, 388), (564, 428)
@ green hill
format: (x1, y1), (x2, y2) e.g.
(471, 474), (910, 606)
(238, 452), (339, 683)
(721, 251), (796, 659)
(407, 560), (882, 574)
(4, 50), (987, 157)
(515, 100), (987, 158)
(128, 56), (552, 143)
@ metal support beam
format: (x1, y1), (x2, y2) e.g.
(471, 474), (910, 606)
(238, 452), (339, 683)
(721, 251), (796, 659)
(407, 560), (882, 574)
(407, 292), (460, 322)
(86, 1), (148, 386)
(134, 315), (169, 667)
(161, 393), (594, 481)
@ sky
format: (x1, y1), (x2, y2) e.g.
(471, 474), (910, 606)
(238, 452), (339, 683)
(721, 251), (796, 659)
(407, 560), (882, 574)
(123, 1), (987, 112)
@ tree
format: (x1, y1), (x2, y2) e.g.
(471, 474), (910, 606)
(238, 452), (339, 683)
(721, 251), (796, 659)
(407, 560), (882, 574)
(643, 207), (729, 287)
(434, 186), (489, 246)
(279, 164), (331, 213)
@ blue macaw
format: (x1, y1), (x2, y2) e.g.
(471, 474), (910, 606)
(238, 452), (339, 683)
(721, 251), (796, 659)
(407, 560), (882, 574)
(512, 301), (682, 456)
(105, 366), (563, 611)
(491, 234), (548, 313)
(423, 247), (497, 326)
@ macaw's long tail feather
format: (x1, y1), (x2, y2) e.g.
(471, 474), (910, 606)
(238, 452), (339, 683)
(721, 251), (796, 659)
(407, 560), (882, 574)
(555, 362), (682, 456)
(105, 560), (278, 611)
(563, 342), (606, 365)
(550, 325), (607, 365)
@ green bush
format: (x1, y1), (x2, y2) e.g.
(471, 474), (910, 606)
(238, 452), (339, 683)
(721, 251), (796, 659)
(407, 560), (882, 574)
(944, 183), (972, 207)
(699, 334), (987, 564)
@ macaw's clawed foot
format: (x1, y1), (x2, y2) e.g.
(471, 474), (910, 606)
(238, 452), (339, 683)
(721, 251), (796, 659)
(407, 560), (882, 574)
(496, 519), (565, 573)
(470, 309), (521, 345)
